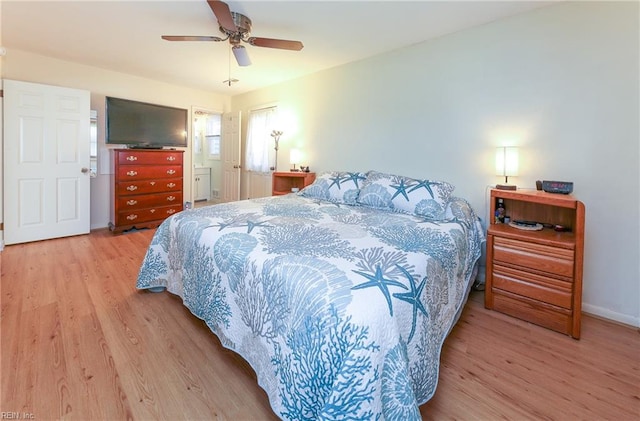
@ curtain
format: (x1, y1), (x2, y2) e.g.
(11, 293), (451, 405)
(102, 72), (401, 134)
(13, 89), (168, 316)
(245, 107), (276, 172)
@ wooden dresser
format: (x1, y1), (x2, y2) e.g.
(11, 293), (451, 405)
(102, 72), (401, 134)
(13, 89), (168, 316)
(484, 189), (585, 338)
(109, 149), (184, 234)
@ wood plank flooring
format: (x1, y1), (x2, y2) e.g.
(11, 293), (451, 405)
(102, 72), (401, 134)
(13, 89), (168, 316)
(1, 229), (638, 420)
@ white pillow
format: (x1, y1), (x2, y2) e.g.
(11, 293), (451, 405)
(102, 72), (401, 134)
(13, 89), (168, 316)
(356, 170), (455, 219)
(300, 171), (367, 205)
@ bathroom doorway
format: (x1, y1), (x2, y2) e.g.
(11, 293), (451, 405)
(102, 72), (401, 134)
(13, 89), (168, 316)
(192, 107), (222, 207)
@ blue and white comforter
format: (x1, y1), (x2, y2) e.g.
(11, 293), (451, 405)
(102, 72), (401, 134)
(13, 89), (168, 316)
(137, 194), (484, 420)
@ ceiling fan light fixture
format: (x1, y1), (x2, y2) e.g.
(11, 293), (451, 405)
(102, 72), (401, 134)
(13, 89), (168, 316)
(232, 45), (251, 66)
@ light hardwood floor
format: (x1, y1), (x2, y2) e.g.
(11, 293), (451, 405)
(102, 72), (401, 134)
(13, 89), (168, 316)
(1, 229), (638, 420)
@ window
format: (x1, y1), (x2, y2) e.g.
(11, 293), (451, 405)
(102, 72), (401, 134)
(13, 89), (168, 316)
(206, 114), (221, 160)
(193, 110), (221, 161)
(245, 106), (277, 172)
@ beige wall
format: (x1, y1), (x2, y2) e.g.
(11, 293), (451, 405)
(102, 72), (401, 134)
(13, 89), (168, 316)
(1, 50), (231, 230)
(232, 2), (639, 326)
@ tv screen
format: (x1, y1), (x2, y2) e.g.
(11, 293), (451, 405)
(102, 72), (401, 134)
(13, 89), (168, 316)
(106, 97), (188, 148)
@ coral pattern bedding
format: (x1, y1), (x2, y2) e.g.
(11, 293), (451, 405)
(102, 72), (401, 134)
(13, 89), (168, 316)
(137, 173), (484, 420)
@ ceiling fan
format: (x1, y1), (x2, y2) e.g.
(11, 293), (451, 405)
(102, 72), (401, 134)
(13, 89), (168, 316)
(162, 0), (304, 67)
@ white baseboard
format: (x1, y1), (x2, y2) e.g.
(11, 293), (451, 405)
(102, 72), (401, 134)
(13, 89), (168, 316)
(582, 303), (640, 328)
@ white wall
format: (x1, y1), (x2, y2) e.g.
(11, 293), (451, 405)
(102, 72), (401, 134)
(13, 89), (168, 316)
(1, 50), (231, 230)
(232, 2), (639, 326)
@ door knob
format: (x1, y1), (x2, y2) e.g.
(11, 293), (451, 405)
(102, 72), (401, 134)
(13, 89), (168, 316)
(81, 167), (89, 173)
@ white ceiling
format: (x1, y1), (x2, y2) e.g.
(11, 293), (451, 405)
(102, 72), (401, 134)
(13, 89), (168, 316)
(1, 0), (557, 95)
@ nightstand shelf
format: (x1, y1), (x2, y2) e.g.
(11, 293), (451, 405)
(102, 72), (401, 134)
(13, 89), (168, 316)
(485, 189), (585, 338)
(272, 172), (316, 196)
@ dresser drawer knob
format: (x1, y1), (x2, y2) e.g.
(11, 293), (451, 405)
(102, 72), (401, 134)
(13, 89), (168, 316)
(167, 196), (176, 201)
(150, 181), (156, 186)
(126, 214), (138, 220)
(126, 200), (138, 206)
(127, 170), (138, 177)
(167, 169), (176, 175)
(126, 156), (138, 161)
(150, 209), (156, 213)
(167, 209), (177, 215)
(126, 185), (138, 191)
(167, 156), (176, 161)
(167, 183), (176, 188)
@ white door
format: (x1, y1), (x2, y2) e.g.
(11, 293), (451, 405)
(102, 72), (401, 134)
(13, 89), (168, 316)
(221, 111), (241, 202)
(3, 80), (91, 245)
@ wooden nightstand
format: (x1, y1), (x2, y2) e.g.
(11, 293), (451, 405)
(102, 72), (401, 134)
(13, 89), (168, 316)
(272, 172), (316, 196)
(484, 189), (585, 338)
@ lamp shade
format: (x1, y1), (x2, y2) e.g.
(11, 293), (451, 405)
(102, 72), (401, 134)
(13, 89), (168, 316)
(495, 147), (519, 177)
(290, 148), (302, 164)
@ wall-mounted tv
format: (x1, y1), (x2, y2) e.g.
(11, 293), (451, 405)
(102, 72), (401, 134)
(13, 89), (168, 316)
(106, 96), (188, 148)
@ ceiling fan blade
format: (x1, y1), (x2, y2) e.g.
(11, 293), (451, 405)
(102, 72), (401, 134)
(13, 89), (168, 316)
(162, 35), (225, 42)
(232, 45), (252, 67)
(247, 37), (304, 51)
(207, 0), (236, 32)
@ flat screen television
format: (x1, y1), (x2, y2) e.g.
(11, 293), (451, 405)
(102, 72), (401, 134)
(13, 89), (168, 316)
(106, 96), (188, 148)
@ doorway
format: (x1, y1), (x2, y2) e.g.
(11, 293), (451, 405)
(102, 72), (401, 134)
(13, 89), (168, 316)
(192, 107), (222, 206)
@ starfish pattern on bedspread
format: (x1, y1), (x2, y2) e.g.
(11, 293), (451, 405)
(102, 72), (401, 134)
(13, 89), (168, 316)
(392, 265), (429, 342)
(408, 179), (436, 199)
(389, 178), (412, 202)
(328, 174), (345, 189)
(344, 172), (367, 188)
(352, 264), (408, 316)
(210, 212), (271, 233)
(245, 219), (271, 233)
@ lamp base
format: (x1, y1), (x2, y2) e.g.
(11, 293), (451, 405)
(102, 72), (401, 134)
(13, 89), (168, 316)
(496, 183), (517, 191)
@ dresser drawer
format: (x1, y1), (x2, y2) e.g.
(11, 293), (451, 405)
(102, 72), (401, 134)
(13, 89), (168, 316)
(492, 264), (572, 309)
(117, 192), (182, 211)
(117, 150), (183, 165)
(116, 204), (182, 225)
(117, 178), (182, 196)
(117, 165), (183, 180)
(493, 236), (574, 278)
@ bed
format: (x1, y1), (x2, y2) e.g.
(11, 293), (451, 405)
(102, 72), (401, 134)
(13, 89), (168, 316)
(137, 170), (485, 420)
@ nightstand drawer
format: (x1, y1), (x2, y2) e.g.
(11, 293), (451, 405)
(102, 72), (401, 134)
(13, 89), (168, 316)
(493, 264), (572, 309)
(492, 290), (572, 335)
(493, 237), (574, 278)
